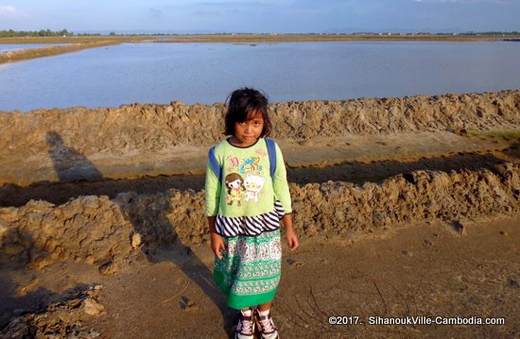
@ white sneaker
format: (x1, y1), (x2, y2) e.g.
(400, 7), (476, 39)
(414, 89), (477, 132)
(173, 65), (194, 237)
(235, 308), (255, 339)
(255, 309), (279, 339)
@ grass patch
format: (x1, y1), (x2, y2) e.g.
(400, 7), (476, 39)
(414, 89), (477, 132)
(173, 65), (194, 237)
(467, 129), (520, 142)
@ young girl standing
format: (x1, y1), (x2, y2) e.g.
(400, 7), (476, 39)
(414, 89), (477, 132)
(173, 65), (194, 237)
(205, 88), (299, 339)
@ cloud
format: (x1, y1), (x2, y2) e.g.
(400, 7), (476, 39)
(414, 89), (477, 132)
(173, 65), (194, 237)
(0, 5), (16, 16)
(413, 0), (511, 3)
(149, 8), (163, 19)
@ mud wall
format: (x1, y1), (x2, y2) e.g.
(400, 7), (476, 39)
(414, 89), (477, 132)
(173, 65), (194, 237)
(1, 163), (518, 272)
(1, 90), (519, 158)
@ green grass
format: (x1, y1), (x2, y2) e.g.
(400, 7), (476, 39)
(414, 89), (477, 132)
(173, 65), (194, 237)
(467, 129), (520, 142)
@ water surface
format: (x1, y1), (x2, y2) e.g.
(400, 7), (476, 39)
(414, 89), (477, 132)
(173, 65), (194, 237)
(1, 41), (519, 111)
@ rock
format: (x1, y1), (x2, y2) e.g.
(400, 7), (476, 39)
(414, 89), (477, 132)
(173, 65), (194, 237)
(0, 221), (8, 238)
(507, 278), (519, 289)
(98, 261), (116, 275)
(286, 258), (304, 267)
(86, 255), (96, 265)
(18, 279), (40, 296)
(423, 239), (433, 247)
(179, 296), (196, 310)
(83, 298), (105, 316)
(401, 250), (413, 257)
(451, 220), (466, 236)
(131, 232), (142, 249)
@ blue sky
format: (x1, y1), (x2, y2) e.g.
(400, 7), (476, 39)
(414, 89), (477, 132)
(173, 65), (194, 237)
(0, 0), (519, 33)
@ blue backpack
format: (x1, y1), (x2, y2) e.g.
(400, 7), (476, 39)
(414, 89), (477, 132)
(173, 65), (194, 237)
(208, 138), (277, 180)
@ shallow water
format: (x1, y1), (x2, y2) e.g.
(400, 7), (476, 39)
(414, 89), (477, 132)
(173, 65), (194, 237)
(1, 41), (520, 111)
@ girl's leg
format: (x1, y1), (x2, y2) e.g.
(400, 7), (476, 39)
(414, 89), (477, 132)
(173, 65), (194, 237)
(257, 301), (272, 311)
(255, 301), (278, 338)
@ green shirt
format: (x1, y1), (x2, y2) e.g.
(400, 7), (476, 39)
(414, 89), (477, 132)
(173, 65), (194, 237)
(205, 137), (292, 217)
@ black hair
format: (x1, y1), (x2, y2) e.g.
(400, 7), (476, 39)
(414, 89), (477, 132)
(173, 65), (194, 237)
(224, 87), (272, 137)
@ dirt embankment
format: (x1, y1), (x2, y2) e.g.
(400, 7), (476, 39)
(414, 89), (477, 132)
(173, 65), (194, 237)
(1, 162), (518, 274)
(0, 36), (153, 65)
(0, 41), (118, 64)
(1, 90), (519, 337)
(1, 90), (519, 158)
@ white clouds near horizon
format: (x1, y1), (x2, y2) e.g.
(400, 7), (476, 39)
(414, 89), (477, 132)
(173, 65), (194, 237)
(0, 0), (518, 33)
(0, 5), (16, 15)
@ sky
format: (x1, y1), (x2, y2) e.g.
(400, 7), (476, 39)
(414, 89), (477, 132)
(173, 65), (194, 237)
(0, 0), (519, 34)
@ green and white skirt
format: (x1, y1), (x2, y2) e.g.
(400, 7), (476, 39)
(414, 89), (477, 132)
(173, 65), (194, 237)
(213, 229), (282, 310)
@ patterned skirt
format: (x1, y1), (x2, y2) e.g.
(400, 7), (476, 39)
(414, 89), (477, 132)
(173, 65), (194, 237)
(213, 229), (282, 310)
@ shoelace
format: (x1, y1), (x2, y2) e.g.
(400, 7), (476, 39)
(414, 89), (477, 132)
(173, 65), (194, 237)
(239, 315), (254, 334)
(258, 315), (276, 333)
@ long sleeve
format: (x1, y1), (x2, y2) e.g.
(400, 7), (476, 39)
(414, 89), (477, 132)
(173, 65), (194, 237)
(205, 157), (221, 217)
(272, 143), (292, 214)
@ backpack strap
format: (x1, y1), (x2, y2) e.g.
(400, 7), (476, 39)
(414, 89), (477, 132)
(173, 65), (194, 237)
(208, 146), (222, 180)
(265, 137), (277, 177)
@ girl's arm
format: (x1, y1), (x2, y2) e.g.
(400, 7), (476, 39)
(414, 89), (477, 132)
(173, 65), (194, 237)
(272, 142), (299, 250)
(208, 216), (225, 259)
(282, 213), (299, 250)
(205, 151), (225, 258)
(207, 216), (217, 233)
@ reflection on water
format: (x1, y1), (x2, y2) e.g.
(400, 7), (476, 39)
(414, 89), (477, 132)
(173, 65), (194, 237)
(0, 41), (520, 111)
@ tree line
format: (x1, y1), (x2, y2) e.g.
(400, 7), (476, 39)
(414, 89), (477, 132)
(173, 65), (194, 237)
(0, 29), (73, 37)
(1, 29), (519, 38)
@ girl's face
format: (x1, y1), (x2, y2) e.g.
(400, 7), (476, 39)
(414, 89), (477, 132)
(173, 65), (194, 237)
(233, 111), (264, 145)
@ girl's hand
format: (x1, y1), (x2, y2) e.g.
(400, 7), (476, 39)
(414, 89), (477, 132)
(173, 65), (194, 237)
(286, 228), (299, 251)
(210, 232), (226, 259)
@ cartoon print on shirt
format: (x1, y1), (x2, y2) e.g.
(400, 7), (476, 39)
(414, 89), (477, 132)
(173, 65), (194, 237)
(244, 174), (265, 202)
(224, 154), (266, 204)
(224, 173), (245, 206)
(255, 148), (267, 157)
(240, 156), (262, 175)
(226, 155), (240, 172)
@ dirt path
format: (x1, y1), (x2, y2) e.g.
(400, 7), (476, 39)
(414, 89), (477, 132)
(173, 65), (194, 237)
(2, 215), (518, 338)
(1, 131), (518, 207)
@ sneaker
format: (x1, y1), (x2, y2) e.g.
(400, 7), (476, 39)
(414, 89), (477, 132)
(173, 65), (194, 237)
(255, 309), (279, 339)
(235, 308), (255, 339)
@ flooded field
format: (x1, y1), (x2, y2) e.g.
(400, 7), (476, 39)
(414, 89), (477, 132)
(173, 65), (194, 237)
(1, 41), (520, 111)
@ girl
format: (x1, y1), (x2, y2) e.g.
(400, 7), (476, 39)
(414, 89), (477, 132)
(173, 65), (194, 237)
(205, 88), (299, 339)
